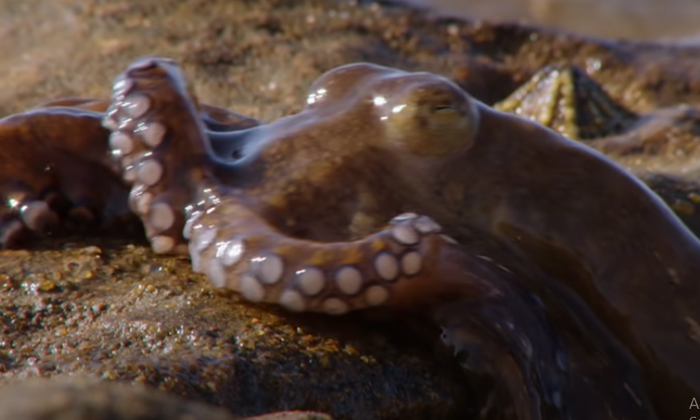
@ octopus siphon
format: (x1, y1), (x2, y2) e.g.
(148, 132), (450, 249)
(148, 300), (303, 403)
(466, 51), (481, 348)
(1, 57), (700, 420)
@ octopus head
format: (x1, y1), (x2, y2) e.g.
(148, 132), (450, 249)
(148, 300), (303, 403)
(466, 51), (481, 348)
(305, 62), (480, 157)
(238, 63), (481, 243)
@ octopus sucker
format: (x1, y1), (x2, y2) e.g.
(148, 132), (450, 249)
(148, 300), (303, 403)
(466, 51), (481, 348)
(2, 56), (700, 419)
(187, 199), (463, 314)
(103, 58), (218, 254)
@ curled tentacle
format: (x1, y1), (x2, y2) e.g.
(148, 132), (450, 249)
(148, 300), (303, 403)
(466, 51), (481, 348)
(189, 203), (491, 314)
(0, 91), (258, 250)
(187, 188), (658, 419)
(0, 57), (260, 251)
(434, 284), (659, 420)
(102, 57), (220, 254)
(434, 277), (568, 420)
(0, 108), (131, 248)
(101, 57), (262, 254)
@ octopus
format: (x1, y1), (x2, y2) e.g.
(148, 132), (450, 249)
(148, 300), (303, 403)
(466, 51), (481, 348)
(1, 57), (699, 420)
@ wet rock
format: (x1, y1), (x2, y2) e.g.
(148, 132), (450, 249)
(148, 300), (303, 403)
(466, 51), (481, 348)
(0, 376), (331, 420)
(0, 242), (469, 419)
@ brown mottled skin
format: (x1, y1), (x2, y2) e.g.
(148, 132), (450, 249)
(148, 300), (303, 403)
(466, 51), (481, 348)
(1, 58), (698, 419)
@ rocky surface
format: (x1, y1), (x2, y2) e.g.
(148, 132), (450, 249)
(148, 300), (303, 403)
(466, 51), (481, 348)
(2, 0), (700, 419)
(0, 376), (331, 420)
(0, 241), (469, 419)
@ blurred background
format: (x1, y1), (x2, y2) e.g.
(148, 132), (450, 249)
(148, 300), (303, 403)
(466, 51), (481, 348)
(402, 0), (700, 40)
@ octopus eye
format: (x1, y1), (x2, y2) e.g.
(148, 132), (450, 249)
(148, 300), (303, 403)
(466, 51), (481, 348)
(378, 81), (480, 157)
(430, 104), (461, 123)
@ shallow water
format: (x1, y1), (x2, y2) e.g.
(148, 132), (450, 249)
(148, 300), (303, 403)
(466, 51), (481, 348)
(404, 0), (700, 40)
